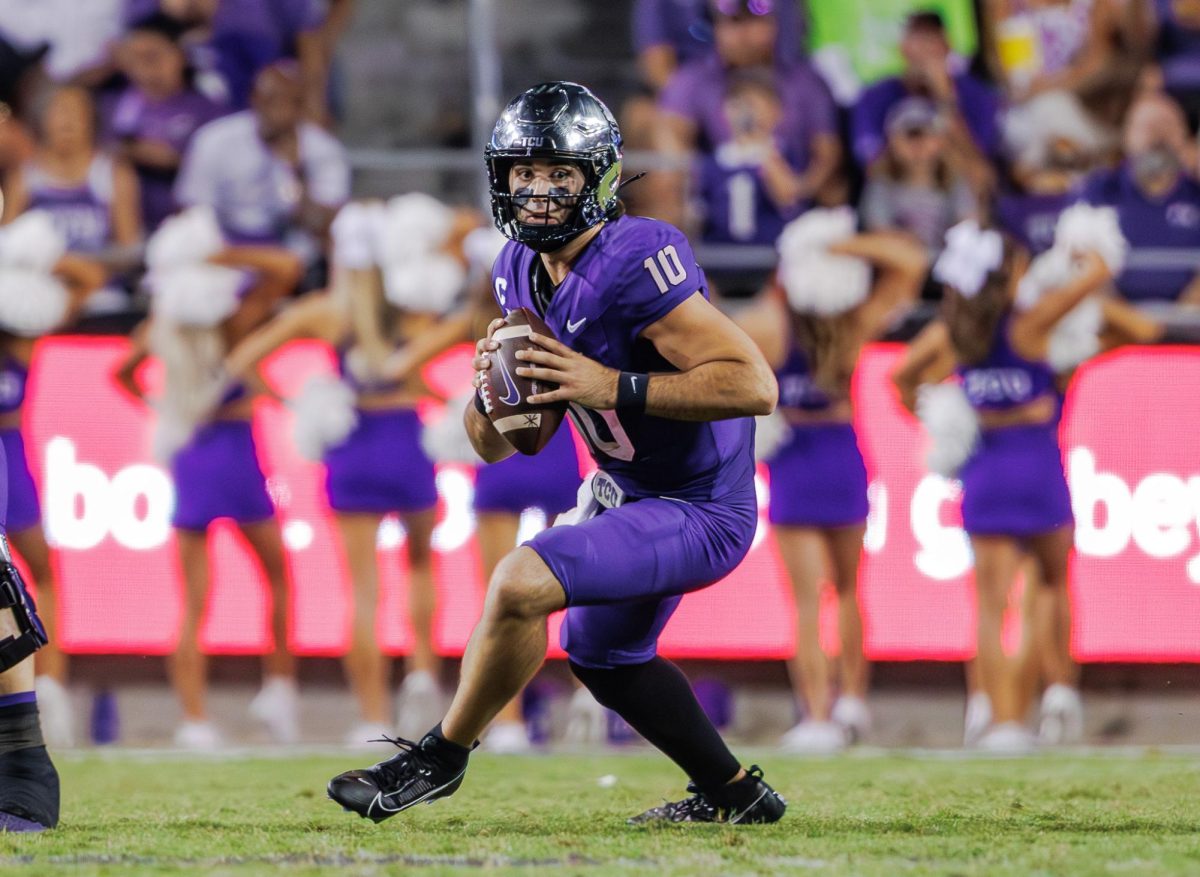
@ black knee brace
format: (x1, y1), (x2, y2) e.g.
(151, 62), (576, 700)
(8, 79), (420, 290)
(0, 535), (48, 673)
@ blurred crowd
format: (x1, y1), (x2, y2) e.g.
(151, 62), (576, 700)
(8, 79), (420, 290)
(0, 0), (1199, 315)
(0, 0), (351, 317)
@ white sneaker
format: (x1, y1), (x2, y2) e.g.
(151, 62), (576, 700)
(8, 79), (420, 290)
(1038, 684), (1083, 746)
(485, 720), (533, 754)
(342, 722), (394, 749)
(963, 691), (992, 748)
(34, 676), (74, 748)
(977, 721), (1036, 755)
(394, 671), (443, 740)
(174, 720), (222, 751)
(780, 720), (847, 754)
(248, 676), (300, 744)
(563, 687), (608, 746)
(831, 695), (871, 744)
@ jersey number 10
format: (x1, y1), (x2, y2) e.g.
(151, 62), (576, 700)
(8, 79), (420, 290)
(642, 245), (687, 294)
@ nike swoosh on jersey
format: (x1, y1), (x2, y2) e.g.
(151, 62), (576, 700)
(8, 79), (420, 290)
(566, 316), (587, 333)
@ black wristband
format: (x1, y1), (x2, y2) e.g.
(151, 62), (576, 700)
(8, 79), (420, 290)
(616, 371), (649, 413)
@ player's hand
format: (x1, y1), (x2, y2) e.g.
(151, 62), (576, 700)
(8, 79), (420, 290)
(470, 318), (505, 395)
(516, 332), (619, 409)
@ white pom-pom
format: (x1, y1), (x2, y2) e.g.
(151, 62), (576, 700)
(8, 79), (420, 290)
(420, 393), (479, 464)
(1054, 203), (1127, 274)
(1016, 246), (1103, 373)
(331, 201), (383, 270)
(0, 268), (70, 336)
(147, 264), (245, 327)
(0, 212), (66, 271)
(145, 206), (225, 270)
(462, 226), (508, 277)
(382, 253), (465, 313)
(373, 193), (455, 261)
(776, 208), (870, 315)
(934, 221), (1004, 298)
(1015, 247), (1074, 311)
(917, 382), (979, 477)
(754, 410), (789, 462)
(290, 375), (359, 461)
(1047, 296), (1102, 373)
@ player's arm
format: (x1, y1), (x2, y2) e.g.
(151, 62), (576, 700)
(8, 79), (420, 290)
(890, 320), (956, 414)
(520, 292), (777, 421)
(466, 317), (517, 464)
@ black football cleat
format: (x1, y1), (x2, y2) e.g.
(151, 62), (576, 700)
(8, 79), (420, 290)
(0, 745), (60, 832)
(628, 765), (786, 826)
(327, 733), (467, 823)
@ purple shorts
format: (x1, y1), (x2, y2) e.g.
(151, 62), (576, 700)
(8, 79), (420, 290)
(171, 420), (274, 531)
(324, 408), (437, 514)
(1, 429), (41, 534)
(767, 423), (869, 528)
(474, 425), (581, 516)
(960, 422), (1073, 537)
(527, 484), (757, 669)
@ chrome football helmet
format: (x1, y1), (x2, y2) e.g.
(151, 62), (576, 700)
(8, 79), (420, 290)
(485, 81), (623, 253)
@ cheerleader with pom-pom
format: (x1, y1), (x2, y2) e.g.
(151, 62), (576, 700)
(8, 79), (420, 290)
(1013, 206), (1161, 747)
(225, 196), (475, 746)
(736, 208), (927, 752)
(113, 208), (302, 749)
(0, 211), (106, 747)
(891, 216), (1123, 753)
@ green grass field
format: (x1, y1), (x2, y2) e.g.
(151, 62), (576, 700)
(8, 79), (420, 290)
(3, 750), (1199, 876)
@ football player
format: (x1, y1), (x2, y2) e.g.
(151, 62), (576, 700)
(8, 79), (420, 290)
(328, 81), (786, 825)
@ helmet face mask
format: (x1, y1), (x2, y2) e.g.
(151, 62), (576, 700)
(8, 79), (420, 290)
(486, 82), (623, 253)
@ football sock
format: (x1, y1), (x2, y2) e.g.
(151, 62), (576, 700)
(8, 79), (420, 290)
(425, 722), (473, 771)
(570, 657), (742, 792)
(0, 692), (44, 754)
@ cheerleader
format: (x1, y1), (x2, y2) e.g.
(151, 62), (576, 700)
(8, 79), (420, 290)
(114, 208), (302, 749)
(737, 209), (927, 752)
(226, 195), (470, 745)
(1017, 206), (1161, 746)
(892, 214), (1122, 752)
(0, 211), (106, 748)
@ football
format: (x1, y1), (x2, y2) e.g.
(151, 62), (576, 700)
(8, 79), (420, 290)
(481, 307), (566, 455)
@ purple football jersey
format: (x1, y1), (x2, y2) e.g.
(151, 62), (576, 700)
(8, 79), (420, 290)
(490, 215), (755, 501)
(108, 87), (225, 230)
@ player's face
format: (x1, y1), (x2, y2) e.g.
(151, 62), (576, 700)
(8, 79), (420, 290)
(508, 160), (586, 226)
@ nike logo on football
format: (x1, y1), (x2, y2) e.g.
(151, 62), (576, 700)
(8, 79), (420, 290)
(566, 316), (587, 333)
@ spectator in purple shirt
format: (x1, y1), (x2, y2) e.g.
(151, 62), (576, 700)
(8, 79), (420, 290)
(1082, 90), (1200, 302)
(655, 0), (841, 230)
(697, 71), (814, 244)
(126, 0), (345, 123)
(109, 14), (225, 232)
(852, 11), (1001, 193)
(997, 90), (1111, 254)
(633, 0), (803, 91)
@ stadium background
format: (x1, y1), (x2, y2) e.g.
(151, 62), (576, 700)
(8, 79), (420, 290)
(3, 0), (1200, 747)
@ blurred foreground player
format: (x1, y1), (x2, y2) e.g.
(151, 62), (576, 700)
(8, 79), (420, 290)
(0, 195), (105, 829)
(328, 82), (785, 825)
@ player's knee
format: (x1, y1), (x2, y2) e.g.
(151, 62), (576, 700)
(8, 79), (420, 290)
(486, 549), (563, 620)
